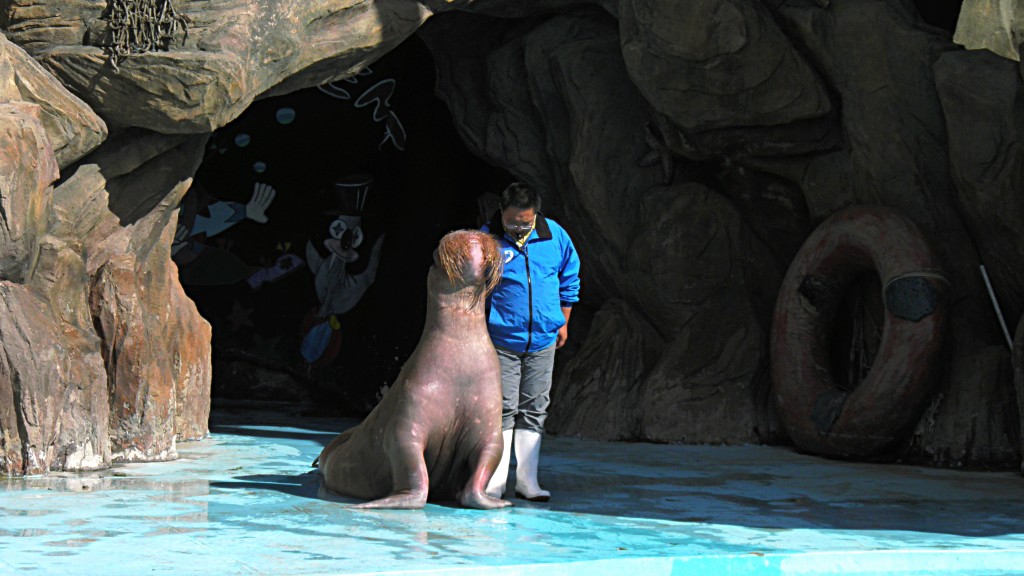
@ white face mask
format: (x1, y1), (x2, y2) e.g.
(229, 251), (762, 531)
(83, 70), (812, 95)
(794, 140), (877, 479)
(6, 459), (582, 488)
(502, 209), (536, 239)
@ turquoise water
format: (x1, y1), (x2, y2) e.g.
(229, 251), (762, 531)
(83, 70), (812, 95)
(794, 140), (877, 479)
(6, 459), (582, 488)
(2, 405), (1023, 575)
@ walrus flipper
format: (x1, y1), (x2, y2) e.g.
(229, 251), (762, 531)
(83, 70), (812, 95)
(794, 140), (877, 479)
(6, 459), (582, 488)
(458, 439), (512, 510)
(353, 489), (429, 510)
(352, 440), (430, 510)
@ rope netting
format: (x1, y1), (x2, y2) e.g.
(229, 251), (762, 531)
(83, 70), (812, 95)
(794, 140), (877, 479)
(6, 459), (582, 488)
(104, 0), (190, 70)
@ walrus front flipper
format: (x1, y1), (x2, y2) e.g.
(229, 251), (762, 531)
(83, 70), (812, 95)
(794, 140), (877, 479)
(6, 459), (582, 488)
(353, 489), (429, 510)
(352, 440), (430, 510)
(459, 438), (512, 510)
(459, 490), (512, 510)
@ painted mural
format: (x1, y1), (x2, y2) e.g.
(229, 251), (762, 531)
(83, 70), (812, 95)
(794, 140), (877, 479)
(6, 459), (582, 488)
(175, 61), (404, 394)
(176, 36), (511, 407)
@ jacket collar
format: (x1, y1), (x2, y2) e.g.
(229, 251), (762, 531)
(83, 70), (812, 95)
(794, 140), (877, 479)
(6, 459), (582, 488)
(488, 210), (553, 242)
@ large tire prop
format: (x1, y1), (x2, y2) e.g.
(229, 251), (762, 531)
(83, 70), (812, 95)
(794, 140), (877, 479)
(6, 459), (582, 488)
(771, 206), (948, 458)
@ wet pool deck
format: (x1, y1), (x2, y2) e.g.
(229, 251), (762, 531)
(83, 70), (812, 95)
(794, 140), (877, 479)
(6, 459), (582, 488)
(3, 402), (1024, 575)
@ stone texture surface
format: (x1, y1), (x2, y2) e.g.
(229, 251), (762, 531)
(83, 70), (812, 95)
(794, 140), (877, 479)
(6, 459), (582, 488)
(631, 184), (781, 443)
(1015, 317), (1024, 472)
(0, 28), (213, 473)
(422, 8), (667, 306)
(547, 299), (663, 440)
(423, 14), (784, 444)
(935, 49), (1024, 330)
(619, 0), (831, 133)
(1, 0), (1023, 474)
(0, 281), (109, 475)
(928, 47), (1024, 465)
(65, 131), (212, 463)
(0, 42), (110, 475)
(0, 101), (55, 283)
(954, 0), (1024, 61)
(764, 0), (1019, 465)
(0, 33), (106, 168)
(2, 0), (470, 134)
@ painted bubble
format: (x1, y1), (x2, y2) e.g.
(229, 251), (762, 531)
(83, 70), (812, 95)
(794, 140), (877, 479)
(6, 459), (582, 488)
(234, 133), (251, 147)
(253, 161), (267, 173)
(276, 107), (296, 125)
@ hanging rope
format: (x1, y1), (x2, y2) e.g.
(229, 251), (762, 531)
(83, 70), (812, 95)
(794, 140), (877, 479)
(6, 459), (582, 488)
(844, 295), (868, 392)
(842, 290), (883, 393)
(104, 0), (190, 71)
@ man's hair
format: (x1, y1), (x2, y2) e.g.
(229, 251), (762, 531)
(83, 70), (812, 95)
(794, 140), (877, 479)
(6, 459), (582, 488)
(499, 182), (541, 212)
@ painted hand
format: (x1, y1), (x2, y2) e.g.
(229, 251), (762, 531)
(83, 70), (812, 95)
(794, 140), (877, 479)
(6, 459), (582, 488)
(171, 223), (189, 256)
(245, 182), (276, 223)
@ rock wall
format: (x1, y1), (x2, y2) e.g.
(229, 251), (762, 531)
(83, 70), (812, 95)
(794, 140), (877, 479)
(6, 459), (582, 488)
(0, 0), (518, 475)
(421, 1), (1023, 467)
(1, 0), (1022, 473)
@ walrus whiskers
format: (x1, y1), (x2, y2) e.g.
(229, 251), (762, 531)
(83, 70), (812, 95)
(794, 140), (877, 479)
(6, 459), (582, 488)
(437, 230), (502, 307)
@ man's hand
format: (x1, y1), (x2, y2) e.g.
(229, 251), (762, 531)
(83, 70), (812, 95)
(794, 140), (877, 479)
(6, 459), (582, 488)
(245, 182), (276, 223)
(556, 306), (572, 349)
(555, 325), (569, 349)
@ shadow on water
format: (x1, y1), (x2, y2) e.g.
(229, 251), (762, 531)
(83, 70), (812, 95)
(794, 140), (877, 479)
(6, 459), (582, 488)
(211, 473), (326, 501)
(209, 401), (355, 435)
(210, 473), (469, 510)
(209, 424), (340, 447)
(202, 405), (1024, 538)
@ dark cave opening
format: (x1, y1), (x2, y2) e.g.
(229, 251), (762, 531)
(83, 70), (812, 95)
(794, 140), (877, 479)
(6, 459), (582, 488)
(177, 34), (512, 415)
(913, 0), (964, 33)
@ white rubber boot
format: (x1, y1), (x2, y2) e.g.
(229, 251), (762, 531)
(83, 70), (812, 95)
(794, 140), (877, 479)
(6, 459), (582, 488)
(514, 429), (550, 502)
(485, 429), (514, 499)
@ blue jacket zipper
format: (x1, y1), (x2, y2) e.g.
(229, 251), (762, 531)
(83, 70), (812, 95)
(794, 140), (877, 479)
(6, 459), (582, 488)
(524, 243), (533, 353)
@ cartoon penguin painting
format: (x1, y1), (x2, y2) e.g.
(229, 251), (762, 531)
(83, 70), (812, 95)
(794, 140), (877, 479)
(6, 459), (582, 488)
(301, 174), (385, 366)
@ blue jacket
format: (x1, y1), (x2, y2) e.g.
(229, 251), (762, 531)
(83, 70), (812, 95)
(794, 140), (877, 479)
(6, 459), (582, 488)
(482, 212), (581, 353)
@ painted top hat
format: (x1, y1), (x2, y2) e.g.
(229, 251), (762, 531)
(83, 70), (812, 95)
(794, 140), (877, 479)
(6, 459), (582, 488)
(325, 173), (373, 216)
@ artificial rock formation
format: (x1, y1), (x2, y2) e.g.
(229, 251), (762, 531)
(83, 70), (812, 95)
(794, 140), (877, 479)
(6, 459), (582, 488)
(954, 0), (1024, 61)
(1, 0), (1023, 475)
(422, 0), (1022, 465)
(0, 35), (109, 474)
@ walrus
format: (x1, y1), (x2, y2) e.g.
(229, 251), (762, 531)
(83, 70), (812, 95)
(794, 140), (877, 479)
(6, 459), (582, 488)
(315, 229), (512, 509)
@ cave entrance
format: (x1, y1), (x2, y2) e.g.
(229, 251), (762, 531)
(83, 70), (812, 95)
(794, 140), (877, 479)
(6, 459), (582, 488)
(174, 34), (511, 414)
(912, 0), (964, 33)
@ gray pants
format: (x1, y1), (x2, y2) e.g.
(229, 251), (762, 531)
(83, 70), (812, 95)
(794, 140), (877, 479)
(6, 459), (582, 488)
(495, 344), (556, 434)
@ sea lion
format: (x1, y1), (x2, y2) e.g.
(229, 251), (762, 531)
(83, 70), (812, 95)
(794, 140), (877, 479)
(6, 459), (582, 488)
(315, 229), (511, 509)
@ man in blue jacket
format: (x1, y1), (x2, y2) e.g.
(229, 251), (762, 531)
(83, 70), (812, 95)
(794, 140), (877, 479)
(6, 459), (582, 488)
(482, 182), (581, 501)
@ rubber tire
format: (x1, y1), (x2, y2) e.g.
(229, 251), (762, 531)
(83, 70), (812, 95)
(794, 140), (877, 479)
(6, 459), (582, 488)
(770, 206), (948, 458)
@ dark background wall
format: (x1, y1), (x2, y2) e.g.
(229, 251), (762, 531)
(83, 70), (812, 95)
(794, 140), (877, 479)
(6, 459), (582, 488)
(182, 0), (969, 417)
(180, 35), (513, 412)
